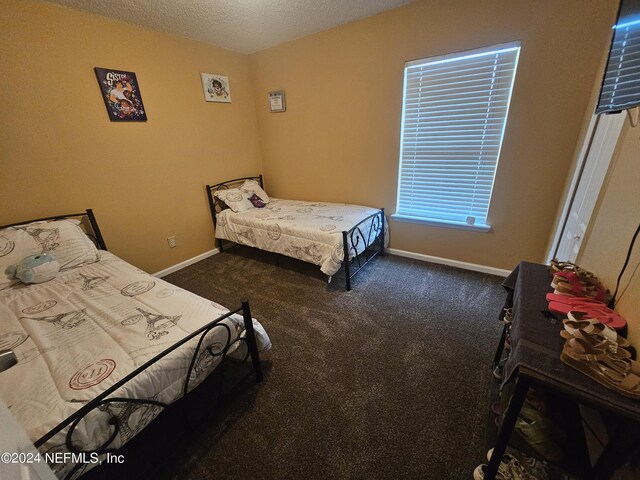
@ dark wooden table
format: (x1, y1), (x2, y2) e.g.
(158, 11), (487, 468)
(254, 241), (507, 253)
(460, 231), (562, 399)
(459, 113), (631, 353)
(485, 262), (640, 480)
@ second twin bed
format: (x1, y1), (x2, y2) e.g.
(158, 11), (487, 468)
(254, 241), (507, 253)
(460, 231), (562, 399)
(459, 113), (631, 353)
(207, 176), (387, 290)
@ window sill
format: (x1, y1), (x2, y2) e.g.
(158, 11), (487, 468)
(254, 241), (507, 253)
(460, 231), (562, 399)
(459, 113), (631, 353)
(391, 214), (492, 232)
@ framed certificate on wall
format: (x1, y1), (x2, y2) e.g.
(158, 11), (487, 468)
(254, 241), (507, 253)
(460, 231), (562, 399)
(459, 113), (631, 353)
(268, 91), (286, 112)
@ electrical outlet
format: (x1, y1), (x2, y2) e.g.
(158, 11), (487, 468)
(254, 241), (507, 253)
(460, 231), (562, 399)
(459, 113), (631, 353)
(167, 236), (177, 248)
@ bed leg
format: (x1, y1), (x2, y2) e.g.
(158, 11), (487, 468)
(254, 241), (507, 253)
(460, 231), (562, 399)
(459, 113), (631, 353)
(218, 238), (225, 253)
(380, 208), (385, 256)
(241, 300), (263, 382)
(342, 231), (351, 291)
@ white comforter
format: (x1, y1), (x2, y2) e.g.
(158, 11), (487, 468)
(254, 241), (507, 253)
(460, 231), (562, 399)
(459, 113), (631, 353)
(215, 198), (385, 276)
(0, 251), (270, 479)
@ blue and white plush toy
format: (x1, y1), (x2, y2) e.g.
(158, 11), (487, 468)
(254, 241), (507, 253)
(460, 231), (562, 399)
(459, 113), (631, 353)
(5, 253), (60, 284)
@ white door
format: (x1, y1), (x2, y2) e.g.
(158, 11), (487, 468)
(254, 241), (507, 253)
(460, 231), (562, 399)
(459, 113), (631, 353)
(552, 112), (625, 262)
(0, 398), (57, 480)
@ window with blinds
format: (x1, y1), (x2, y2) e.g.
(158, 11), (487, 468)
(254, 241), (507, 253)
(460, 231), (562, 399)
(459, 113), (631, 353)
(596, 0), (640, 114)
(395, 42), (520, 229)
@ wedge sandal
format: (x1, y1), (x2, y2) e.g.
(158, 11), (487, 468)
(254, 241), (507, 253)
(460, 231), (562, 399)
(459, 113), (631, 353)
(560, 329), (634, 364)
(561, 338), (640, 399)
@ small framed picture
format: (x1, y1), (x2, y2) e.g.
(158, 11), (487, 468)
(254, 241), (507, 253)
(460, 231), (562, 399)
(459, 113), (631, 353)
(268, 90), (286, 112)
(201, 73), (231, 103)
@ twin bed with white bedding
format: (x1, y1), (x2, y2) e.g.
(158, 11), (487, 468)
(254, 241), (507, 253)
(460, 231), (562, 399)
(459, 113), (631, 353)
(0, 211), (270, 479)
(207, 176), (386, 290)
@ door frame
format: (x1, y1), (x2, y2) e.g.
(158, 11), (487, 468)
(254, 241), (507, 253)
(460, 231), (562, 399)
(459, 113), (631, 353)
(547, 112), (625, 263)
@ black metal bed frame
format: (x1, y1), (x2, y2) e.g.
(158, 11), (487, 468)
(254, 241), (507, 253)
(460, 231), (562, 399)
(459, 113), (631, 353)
(205, 176), (385, 291)
(0, 210), (263, 480)
(0, 209), (108, 251)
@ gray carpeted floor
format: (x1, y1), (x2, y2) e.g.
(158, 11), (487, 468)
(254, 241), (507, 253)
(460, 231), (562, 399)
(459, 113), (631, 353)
(121, 247), (506, 479)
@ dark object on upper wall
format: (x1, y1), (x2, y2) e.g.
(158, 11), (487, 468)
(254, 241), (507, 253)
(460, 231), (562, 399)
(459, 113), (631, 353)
(596, 0), (640, 114)
(94, 67), (148, 121)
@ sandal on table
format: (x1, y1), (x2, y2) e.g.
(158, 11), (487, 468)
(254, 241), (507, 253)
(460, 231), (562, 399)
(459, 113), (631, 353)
(560, 329), (635, 365)
(546, 297), (626, 329)
(551, 271), (611, 303)
(546, 293), (608, 312)
(546, 293), (605, 306)
(548, 303), (626, 329)
(562, 313), (630, 347)
(549, 259), (595, 278)
(561, 338), (640, 399)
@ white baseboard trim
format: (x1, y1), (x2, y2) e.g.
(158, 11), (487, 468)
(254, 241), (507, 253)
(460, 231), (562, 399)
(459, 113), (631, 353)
(386, 248), (511, 277)
(154, 248), (220, 278)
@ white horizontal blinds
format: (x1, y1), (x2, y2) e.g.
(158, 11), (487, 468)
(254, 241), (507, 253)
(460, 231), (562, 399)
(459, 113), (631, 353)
(397, 43), (520, 226)
(596, 18), (640, 113)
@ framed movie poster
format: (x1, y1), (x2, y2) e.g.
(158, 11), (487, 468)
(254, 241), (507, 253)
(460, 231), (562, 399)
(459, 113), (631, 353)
(94, 67), (147, 121)
(201, 73), (232, 103)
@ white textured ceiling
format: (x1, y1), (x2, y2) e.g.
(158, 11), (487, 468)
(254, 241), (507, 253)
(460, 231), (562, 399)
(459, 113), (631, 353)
(46, 0), (413, 54)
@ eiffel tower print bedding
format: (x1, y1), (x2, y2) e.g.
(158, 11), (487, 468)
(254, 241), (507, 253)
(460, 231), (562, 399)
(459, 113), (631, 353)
(0, 250), (271, 479)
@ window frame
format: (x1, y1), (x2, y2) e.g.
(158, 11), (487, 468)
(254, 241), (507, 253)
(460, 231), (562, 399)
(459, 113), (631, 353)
(393, 42), (521, 232)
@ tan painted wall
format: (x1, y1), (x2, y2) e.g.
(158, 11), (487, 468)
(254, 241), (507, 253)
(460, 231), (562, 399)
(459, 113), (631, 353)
(250, 0), (619, 271)
(0, 0), (621, 276)
(0, 0), (262, 273)
(579, 117), (640, 347)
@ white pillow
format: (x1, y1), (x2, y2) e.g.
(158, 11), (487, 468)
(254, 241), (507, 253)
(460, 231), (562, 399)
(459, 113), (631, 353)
(240, 179), (271, 203)
(0, 219), (99, 290)
(214, 188), (255, 213)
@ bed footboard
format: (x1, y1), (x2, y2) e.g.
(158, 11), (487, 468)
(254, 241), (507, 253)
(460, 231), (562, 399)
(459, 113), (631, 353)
(342, 208), (385, 291)
(34, 300), (262, 480)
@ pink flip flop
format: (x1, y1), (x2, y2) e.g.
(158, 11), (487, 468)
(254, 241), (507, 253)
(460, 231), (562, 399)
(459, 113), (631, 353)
(546, 293), (606, 307)
(547, 302), (626, 330)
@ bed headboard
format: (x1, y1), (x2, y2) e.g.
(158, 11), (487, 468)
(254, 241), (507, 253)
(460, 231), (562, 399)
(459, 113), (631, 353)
(0, 209), (107, 250)
(205, 175), (264, 227)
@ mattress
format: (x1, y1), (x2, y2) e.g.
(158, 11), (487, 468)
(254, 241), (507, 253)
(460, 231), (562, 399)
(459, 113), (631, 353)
(0, 251), (270, 479)
(215, 198), (385, 276)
